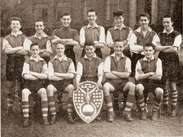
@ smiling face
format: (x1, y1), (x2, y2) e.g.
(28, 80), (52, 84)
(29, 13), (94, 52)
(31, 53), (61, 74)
(87, 11), (97, 24)
(35, 21), (45, 34)
(85, 45), (95, 58)
(30, 45), (40, 58)
(114, 15), (124, 27)
(144, 46), (154, 59)
(10, 20), (21, 32)
(139, 16), (150, 28)
(61, 15), (71, 27)
(56, 43), (65, 56)
(163, 17), (173, 32)
(114, 42), (124, 55)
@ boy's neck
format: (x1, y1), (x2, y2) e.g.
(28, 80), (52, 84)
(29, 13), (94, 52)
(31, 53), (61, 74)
(141, 26), (148, 31)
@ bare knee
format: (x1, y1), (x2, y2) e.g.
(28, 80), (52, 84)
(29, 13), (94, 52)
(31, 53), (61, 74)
(155, 88), (163, 97)
(103, 83), (113, 96)
(136, 84), (144, 95)
(47, 84), (55, 96)
(65, 84), (74, 97)
(22, 88), (31, 101)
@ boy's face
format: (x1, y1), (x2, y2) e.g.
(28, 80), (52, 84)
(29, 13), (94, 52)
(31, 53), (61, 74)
(35, 21), (45, 34)
(139, 16), (149, 28)
(61, 15), (71, 27)
(85, 45), (95, 58)
(30, 45), (40, 57)
(114, 15), (124, 27)
(87, 12), (97, 24)
(56, 44), (65, 56)
(163, 17), (173, 31)
(114, 42), (124, 54)
(10, 20), (21, 32)
(144, 46), (154, 59)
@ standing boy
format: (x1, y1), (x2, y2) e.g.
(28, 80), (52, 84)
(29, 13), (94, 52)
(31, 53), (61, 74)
(21, 43), (49, 127)
(3, 17), (29, 114)
(80, 9), (105, 59)
(135, 43), (163, 121)
(52, 13), (79, 66)
(47, 42), (75, 124)
(155, 15), (182, 117)
(29, 19), (52, 63)
(129, 13), (160, 77)
(103, 41), (136, 122)
(106, 10), (133, 57)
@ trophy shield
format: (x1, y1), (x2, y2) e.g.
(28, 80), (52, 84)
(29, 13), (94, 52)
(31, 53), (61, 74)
(73, 81), (103, 123)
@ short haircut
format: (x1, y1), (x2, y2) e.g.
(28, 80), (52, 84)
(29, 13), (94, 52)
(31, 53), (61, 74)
(139, 13), (150, 20)
(114, 41), (124, 46)
(87, 9), (97, 16)
(34, 19), (44, 25)
(84, 41), (95, 47)
(55, 42), (65, 48)
(163, 14), (174, 22)
(30, 43), (39, 49)
(113, 10), (125, 17)
(60, 12), (71, 18)
(143, 43), (155, 50)
(10, 17), (21, 25)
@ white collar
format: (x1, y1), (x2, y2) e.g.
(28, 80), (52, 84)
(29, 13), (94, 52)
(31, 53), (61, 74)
(111, 53), (125, 58)
(136, 27), (152, 32)
(30, 56), (43, 62)
(87, 23), (98, 28)
(53, 54), (67, 61)
(34, 32), (47, 38)
(84, 54), (97, 59)
(143, 55), (155, 61)
(163, 28), (174, 34)
(11, 30), (23, 36)
(114, 24), (126, 30)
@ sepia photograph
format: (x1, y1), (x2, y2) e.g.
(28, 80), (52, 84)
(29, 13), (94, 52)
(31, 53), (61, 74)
(1, 0), (183, 137)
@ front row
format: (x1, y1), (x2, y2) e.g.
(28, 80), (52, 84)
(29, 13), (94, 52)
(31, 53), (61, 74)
(21, 41), (164, 127)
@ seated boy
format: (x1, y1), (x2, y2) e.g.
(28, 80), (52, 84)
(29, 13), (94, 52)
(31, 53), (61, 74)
(22, 43), (49, 127)
(75, 42), (103, 120)
(47, 42), (75, 124)
(103, 41), (136, 122)
(135, 43), (163, 121)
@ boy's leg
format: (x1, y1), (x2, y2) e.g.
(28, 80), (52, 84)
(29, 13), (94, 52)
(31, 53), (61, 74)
(38, 88), (49, 125)
(136, 84), (147, 120)
(151, 88), (163, 121)
(170, 82), (178, 117)
(47, 84), (57, 125)
(103, 82), (115, 122)
(22, 88), (31, 127)
(123, 82), (136, 122)
(6, 81), (15, 114)
(65, 84), (74, 123)
(162, 80), (169, 114)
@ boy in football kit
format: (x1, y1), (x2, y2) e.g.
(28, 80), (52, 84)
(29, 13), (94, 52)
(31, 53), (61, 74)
(2, 17), (29, 114)
(21, 43), (49, 127)
(80, 9), (105, 59)
(47, 42), (75, 124)
(51, 13), (79, 66)
(129, 13), (160, 77)
(103, 41), (136, 122)
(29, 19), (52, 63)
(135, 43), (163, 121)
(106, 10), (133, 57)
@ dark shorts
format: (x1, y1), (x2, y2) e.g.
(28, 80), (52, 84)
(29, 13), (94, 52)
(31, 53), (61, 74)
(130, 53), (144, 77)
(65, 47), (76, 67)
(49, 79), (72, 92)
(6, 54), (25, 81)
(105, 79), (128, 92)
(137, 79), (163, 97)
(23, 80), (46, 92)
(80, 77), (98, 83)
(159, 52), (180, 83)
(42, 56), (50, 64)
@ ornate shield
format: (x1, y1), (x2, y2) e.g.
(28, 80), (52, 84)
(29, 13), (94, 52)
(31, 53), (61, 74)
(73, 81), (103, 123)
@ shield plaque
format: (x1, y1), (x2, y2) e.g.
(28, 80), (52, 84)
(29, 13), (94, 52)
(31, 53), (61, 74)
(73, 81), (103, 123)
